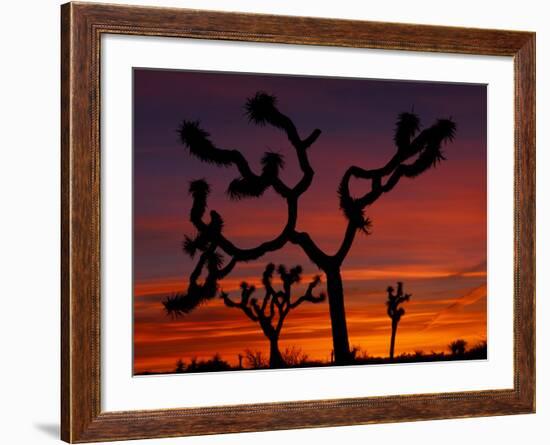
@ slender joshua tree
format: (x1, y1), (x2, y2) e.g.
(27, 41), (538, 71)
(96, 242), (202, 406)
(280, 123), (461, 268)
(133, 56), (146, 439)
(386, 282), (411, 360)
(163, 91), (456, 364)
(221, 263), (325, 368)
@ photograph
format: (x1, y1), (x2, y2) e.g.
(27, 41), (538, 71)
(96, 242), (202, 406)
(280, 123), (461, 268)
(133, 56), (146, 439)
(133, 69), (488, 375)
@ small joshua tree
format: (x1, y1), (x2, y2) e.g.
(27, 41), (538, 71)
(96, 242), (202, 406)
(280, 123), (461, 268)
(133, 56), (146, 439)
(386, 282), (411, 360)
(163, 91), (456, 364)
(221, 263), (325, 368)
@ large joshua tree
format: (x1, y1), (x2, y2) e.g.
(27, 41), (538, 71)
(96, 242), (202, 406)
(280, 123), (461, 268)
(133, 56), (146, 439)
(386, 282), (411, 360)
(221, 263), (325, 368)
(163, 91), (456, 364)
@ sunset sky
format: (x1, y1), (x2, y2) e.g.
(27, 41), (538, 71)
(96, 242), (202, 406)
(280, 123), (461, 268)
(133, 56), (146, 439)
(133, 69), (487, 374)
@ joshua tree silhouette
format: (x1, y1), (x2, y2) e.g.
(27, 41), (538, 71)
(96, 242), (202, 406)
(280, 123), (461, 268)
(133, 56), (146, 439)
(221, 263), (325, 368)
(386, 282), (411, 360)
(162, 91), (456, 364)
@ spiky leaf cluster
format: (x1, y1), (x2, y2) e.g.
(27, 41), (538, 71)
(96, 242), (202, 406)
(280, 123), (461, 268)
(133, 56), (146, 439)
(337, 183), (373, 234)
(163, 252), (224, 316)
(244, 92), (278, 126)
(163, 283), (215, 316)
(184, 180), (225, 259)
(227, 176), (270, 200)
(404, 118), (456, 177)
(178, 121), (233, 166)
(261, 151), (285, 177)
(227, 151), (285, 200)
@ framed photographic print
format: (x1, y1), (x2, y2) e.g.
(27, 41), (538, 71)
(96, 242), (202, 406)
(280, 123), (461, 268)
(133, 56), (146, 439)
(61, 2), (535, 442)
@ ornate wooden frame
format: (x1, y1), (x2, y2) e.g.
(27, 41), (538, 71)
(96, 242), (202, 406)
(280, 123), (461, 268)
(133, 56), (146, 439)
(61, 2), (535, 442)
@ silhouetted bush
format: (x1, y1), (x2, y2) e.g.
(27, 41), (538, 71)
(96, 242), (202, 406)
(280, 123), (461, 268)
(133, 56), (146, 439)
(244, 349), (268, 369)
(140, 339), (488, 376)
(449, 339), (468, 356)
(466, 340), (487, 359)
(176, 354), (231, 373)
(350, 344), (370, 361)
(174, 358), (185, 373)
(281, 346), (309, 366)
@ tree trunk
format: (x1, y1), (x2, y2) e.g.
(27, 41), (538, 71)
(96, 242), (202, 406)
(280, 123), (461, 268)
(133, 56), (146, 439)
(269, 337), (285, 368)
(389, 321), (398, 360)
(324, 268), (351, 364)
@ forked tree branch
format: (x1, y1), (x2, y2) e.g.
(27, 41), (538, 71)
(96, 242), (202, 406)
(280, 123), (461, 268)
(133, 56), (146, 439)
(334, 114), (456, 265)
(166, 92), (329, 314)
(221, 263), (326, 338)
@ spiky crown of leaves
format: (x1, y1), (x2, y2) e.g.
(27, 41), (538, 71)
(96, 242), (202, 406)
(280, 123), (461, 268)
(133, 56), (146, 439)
(244, 91), (277, 125)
